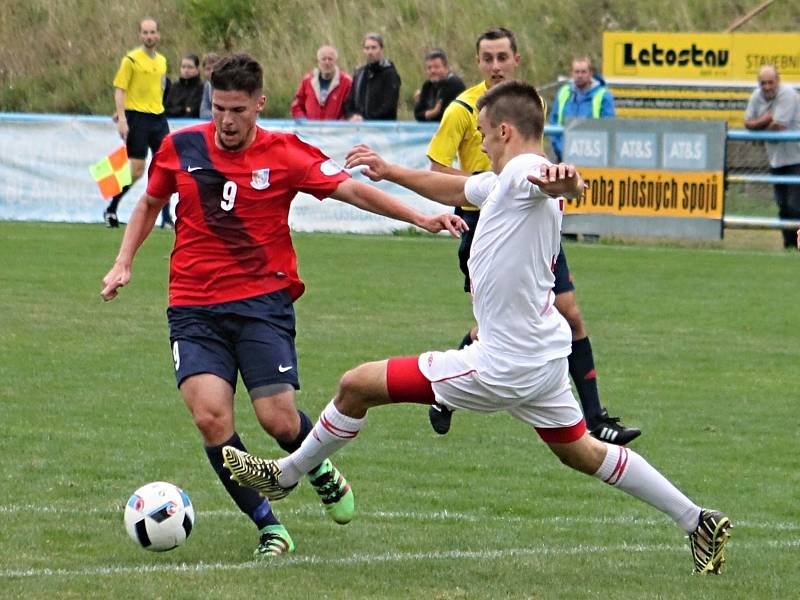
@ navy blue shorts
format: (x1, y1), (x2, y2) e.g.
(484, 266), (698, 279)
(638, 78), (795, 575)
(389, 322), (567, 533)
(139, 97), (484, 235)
(455, 207), (482, 293)
(125, 110), (169, 160)
(552, 246), (575, 295)
(166, 289), (299, 395)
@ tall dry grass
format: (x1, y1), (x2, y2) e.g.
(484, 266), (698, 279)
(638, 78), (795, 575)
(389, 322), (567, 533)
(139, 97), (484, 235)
(0, 0), (796, 117)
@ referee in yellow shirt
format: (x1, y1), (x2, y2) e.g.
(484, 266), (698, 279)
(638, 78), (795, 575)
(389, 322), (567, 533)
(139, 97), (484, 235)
(104, 17), (172, 229)
(426, 27), (640, 445)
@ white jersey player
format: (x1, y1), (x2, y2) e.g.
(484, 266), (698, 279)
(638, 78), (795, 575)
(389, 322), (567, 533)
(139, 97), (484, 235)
(418, 152), (581, 434)
(221, 81), (731, 575)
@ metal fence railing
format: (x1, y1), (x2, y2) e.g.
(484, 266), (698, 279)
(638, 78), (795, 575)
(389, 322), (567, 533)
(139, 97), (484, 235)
(544, 125), (800, 232)
(719, 129), (800, 232)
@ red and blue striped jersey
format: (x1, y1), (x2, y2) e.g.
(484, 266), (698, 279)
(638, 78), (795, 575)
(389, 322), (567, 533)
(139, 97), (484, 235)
(147, 121), (349, 306)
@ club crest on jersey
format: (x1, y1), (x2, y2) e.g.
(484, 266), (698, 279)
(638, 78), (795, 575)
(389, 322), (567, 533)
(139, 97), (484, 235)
(320, 158), (343, 176)
(250, 168), (270, 190)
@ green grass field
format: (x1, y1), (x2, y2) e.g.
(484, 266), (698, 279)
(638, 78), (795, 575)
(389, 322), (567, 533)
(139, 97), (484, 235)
(1, 222), (798, 599)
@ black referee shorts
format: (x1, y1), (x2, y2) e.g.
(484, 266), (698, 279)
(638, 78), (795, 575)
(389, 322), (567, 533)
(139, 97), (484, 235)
(125, 110), (169, 160)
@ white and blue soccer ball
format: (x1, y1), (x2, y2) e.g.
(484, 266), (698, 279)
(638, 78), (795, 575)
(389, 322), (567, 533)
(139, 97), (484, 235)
(124, 481), (195, 552)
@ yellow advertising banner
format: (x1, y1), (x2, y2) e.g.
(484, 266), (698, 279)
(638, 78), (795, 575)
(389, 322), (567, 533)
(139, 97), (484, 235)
(603, 32), (800, 82)
(566, 168), (724, 219)
(610, 85), (750, 127)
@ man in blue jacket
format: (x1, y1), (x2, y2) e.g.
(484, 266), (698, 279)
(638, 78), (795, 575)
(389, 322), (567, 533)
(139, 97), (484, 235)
(550, 57), (615, 161)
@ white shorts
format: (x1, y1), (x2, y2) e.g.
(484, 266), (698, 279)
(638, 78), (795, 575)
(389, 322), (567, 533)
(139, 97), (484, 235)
(418, 346), (583, 430)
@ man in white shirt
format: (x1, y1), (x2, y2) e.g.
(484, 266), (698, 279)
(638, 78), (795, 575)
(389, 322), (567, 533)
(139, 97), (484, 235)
(222, 80), (731, 575)
(744, 65), (800, 249)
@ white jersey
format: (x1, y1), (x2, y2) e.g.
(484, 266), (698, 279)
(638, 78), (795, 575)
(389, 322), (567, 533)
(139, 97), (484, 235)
(463, 153), (572, 377)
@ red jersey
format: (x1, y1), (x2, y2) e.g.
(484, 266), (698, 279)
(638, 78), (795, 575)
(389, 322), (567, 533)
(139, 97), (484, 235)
(146, 121), (349, 306)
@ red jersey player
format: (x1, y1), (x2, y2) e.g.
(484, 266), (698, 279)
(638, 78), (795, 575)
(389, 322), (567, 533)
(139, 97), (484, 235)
(101, 54), (466, 557)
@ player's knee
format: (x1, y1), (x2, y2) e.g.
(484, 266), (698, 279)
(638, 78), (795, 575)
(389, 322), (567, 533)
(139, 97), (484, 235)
(562, 304), (581, 328)
(192, 409), (231, 443)
(261, 414), (300, 443)
(337, 366), (371, 411)
(556, 300), (585, 336)
(130, 161), (146, 180)
(338, 367), (367, 399)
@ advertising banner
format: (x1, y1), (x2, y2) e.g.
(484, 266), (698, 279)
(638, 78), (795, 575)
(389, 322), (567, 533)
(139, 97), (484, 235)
(0, 115), (443, 233)
(562, 118), (727, 239)
(602, 32), (800, 126)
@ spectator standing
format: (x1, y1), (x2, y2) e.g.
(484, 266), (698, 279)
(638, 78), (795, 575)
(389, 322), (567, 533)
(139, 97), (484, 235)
(290, 45), (352, 120)
(413, 49), (465, 122)
(164, 53), (204, 118)
(106, 17), (173, 229)
(345, 33), (401, 121)
(199, 52), (221, 120)
(744, 65), (800, 249)
(549, 57), (615, 162)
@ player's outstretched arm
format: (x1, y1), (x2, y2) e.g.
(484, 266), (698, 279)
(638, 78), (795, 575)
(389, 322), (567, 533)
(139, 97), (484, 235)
(345, 144), (470, 208)
(330, 179), (467, 238)
(527, 163), (587, 200)
(100, 193), (168, 301)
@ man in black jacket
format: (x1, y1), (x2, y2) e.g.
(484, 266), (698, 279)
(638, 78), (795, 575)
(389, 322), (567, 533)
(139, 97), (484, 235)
(413, 49), (465, 122)
(345, 33), (401, 121)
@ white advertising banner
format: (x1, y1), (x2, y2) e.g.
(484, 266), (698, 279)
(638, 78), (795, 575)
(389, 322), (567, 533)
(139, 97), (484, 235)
(0, 114), (448, 233)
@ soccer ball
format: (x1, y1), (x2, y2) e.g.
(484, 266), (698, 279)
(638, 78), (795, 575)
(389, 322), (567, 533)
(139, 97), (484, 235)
(124, 481), (195, 552)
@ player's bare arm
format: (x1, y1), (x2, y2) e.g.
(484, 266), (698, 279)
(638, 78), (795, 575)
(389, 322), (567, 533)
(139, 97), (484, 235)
(527, 163), (586, 199)
(101, 193), (169, 301)
(345, 144), (471, 208)
(330, 178), (467, 238)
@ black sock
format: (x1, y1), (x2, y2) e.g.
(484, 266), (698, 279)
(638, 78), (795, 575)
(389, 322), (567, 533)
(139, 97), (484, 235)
(275, 410), (322, 474)
(205, 433), (279, 530)
(568, 336), (603, 427)
(106, 184), (131, 214)
(458, 330), (474, 349)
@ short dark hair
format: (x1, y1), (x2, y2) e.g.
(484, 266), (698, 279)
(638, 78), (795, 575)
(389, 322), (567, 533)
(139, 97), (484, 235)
(363, 32), (384, 48)
(202, 52), (221, 68)
(425, 48), (448, 64)
(210, 53), (263, 96)
(183, 54), (200, 68)
(475, 27), (517, 54)
(476, 80), (544, 140)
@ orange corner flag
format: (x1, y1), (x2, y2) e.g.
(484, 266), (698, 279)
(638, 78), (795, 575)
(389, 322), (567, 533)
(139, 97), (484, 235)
(90, 146), (132, 199)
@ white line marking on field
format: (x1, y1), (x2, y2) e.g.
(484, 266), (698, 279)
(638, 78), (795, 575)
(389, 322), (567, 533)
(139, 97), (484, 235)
(2, 539), (797, 579)
(0, 504), (797, 531)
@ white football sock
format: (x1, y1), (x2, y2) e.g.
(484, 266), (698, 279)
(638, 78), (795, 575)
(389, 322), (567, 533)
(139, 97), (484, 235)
(276, 399), (366, 487)
(594, 444), (701, 533)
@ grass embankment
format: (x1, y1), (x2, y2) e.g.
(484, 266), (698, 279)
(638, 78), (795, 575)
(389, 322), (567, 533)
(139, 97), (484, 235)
(1, 0), (797, 116)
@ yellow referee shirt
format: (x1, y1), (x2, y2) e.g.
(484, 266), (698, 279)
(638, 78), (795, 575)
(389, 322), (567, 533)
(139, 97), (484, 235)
(113, 47), (167, 114)
(427, 81), (490, 176)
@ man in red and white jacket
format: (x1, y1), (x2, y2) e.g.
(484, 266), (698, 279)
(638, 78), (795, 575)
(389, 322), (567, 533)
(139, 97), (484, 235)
(290, 45), (352, 120)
